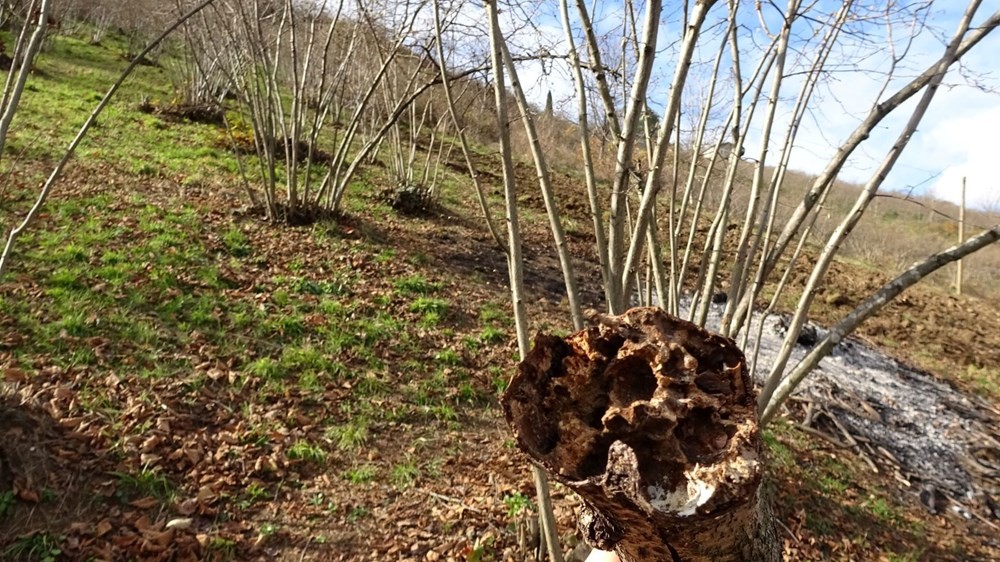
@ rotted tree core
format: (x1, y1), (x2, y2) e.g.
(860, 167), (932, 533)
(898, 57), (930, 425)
(502, 307), (780, 562)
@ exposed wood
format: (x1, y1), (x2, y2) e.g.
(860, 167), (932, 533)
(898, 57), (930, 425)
(503, 308), (780, 562)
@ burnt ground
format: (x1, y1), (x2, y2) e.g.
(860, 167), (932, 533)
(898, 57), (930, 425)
(0, 155), (998, 562)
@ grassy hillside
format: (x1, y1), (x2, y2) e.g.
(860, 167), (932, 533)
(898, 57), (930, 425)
(0, 32), (998, 562)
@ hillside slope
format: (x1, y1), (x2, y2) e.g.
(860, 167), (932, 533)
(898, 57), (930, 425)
(0, 34), (997, 562)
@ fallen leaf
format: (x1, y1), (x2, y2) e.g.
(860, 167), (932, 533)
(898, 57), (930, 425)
(130, 496), (159, 509)
(176, 498), (198, 515)
(140, 452), (162, 465)
(3, 367), (28, 382)
(13, 477), (39, 503)
(196, 485), (216, 503)
(141, 435), (163, 452)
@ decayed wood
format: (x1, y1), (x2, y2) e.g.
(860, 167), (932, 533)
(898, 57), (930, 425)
(502, 307), (780, 562)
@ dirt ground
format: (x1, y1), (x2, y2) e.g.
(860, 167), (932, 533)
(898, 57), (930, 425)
(1, 159), (999, 561)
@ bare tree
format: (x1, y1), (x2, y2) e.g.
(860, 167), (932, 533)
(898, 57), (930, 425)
(0, 0), (51, 164)
(197, 0), (472, 221)
(482, 1), (563, 559)
(481, 0), (1000, 559)
(0, 0), (220, 278)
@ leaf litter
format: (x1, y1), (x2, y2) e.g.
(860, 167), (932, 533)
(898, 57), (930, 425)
(0, 161), (998, 561)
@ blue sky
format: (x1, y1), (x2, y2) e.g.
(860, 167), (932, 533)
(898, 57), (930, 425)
(493, 0), (1000, 211)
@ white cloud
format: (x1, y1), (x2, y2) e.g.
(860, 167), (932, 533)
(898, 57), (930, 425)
(923, 101), (1000, 210)
(738, 5), (1000, 212)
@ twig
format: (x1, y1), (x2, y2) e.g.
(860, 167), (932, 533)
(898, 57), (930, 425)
(422, 489), (484, 514)
(892, 469), (911, 487)
(775, 517), (800, 544)
(802, 398), (816, 427)
(826, 412), (879, 473)
(846, 389), (881, 421)
(795, 423), (849, 449)
(875, 445), (901, 467)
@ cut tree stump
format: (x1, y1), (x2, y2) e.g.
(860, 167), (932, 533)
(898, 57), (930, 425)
(502, 307), (781, 562)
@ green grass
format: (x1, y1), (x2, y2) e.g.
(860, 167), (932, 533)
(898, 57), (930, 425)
(502, 492), (534, 518)
(347, 506), (369, 522)
(390, 460), (421, 488)
(961, 364), (999, 397)
(246, 357), (283, 381)
(222, 226), (252, 257)
(4, 194), (262, 377)
(886, 552), (923, 562)
(410, 297), (449, 326)
(480, 302), (510, 325)
(0, 491), (15, 520)
(479, 326), (506, 344)
(394, 274), (440, 296)
(863, 496), (907, 526)
(290, 277), (348, 296)
(238, 483), (270, 509)
(113, 468), (176, 502)
(491, 368), (509, 395)
(344, 464), (378, 484)
(427, 404), (458, 422)
(287, 440), (327, 464)
(3, 532), (62, 562)
(205, 537), (238, 561)
(326, 418), (370, 451)
(435, 349), (462, 366)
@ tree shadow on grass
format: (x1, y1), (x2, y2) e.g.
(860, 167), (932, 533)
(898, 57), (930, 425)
(0, 391), (200, 561)
(396, 201), (607, 309)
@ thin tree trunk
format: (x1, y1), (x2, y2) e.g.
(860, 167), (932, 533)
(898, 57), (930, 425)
(560, 0), (611, 301)
(0, 0), (220, 278)
(606, 0), (663, 312)
(429, 0), (507, 252)
(484, 2), (562, 559)
(726, 0), (853, 338)
(619, 0), (718, 313)
(719, 0), (800, 336)
(0, 0), (51, 161)
(499, 39), (584, 330)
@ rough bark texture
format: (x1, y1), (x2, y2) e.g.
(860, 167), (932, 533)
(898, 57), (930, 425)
(502, 307), (780, 562)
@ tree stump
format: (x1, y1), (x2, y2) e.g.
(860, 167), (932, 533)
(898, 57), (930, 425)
(502, 307), (780, 562)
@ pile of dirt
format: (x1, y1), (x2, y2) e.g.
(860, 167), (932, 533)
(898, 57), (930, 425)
(138, 98), (226, 126)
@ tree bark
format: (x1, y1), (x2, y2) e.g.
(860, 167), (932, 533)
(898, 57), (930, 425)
(484, 1), (562, 558)
(502, 307), (780, 562)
